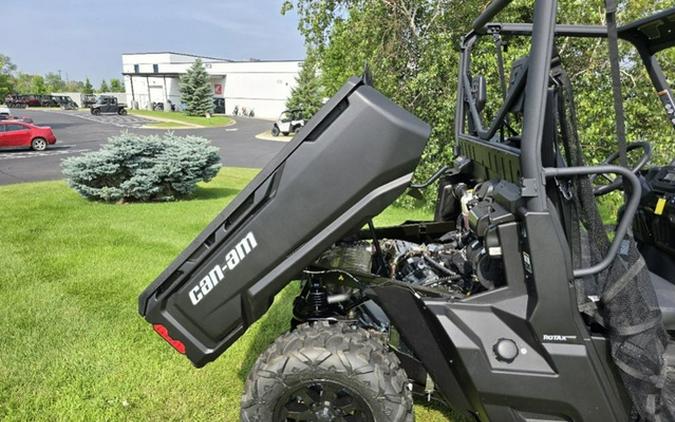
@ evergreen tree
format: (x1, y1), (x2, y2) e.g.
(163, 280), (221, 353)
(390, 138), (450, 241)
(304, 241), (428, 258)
(109, 78), (124, 92)
(83, 78), (94, 94)
(180, 59), (214, 116)
(99, 79), (109, 93)
(285, 52), (323, 120)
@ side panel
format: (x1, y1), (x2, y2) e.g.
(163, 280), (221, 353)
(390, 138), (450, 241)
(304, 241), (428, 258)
(139, 77), (431, 367)
(426, 214), (629, 421)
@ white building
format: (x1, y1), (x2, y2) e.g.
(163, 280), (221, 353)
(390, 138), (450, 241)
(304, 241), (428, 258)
(121, 52), (301, 119)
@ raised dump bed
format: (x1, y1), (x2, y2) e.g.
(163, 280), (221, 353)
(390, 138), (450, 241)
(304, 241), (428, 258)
(138, 77), (430, 367)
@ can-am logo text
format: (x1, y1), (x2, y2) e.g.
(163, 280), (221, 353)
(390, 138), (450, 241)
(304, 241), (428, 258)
(189, 232), (258, 305)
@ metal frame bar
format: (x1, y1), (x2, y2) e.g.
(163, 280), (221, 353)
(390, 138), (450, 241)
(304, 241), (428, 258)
(544, 165), (642, 277)
(457, 5), (675, 211)
(472, 0), (512, 31)
(482, 23), (607, 37)
(518, 0), (558, 211)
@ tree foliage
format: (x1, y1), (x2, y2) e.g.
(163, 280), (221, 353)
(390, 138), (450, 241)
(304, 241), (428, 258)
(99, 79), (110, 93)
(64, 80), (85, 92)
(83, 78), (94, 94)
(109, 78), (124, 92)
(30, 75), (47, 94)
(13, 73), (37, 94)
(180, 59), (214, 117)
(286, 52), (324, 119)
(0, 54), (16, 100)
(283, 0), (675, 206)
(62, 132), (221, 202)
(44, 72), (65, 92)
(0, 54), (116, 98)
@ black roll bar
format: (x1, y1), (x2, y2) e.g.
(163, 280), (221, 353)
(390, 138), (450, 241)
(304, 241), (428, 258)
(543, 165), (642, 277)
(519, 0), (558, 212)
(472, 0), (513, 31)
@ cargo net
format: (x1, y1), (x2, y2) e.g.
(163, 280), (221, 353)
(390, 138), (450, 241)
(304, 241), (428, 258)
(552, 62), (674, 421)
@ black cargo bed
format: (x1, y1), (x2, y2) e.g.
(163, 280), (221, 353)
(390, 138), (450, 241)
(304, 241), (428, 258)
(138, 77), (430, 367)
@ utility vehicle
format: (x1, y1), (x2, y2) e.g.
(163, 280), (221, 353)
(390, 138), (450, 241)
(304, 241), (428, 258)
(53, 95), (78, 110)
(139, 1), (675, 420)
(82, 94), (97, 108)
(90, 95), (127, 115)
(214, 98), (225, 114)
(272, 109), (306, 137)
(4, 95), (27, 109)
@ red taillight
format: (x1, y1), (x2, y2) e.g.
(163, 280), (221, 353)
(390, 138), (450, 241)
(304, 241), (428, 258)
(152, 324), (186, 354)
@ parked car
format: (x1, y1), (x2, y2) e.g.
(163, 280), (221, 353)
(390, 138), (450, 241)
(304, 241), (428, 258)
(0, 106), (32, 123)
(271, 109), (305, 136)
(0, 115), (34, 123)
(90, 96), (127, 115)
(0, 121), (56, 151)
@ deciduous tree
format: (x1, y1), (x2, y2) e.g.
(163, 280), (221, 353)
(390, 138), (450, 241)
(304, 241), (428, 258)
(0, 54), (16, 100)
(282, 0), (675, 208)
(30, 75), (47, 94)
(45, 72), (65, 92)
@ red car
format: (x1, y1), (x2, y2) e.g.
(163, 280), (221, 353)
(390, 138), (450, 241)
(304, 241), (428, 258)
(0, 121), (56, 151)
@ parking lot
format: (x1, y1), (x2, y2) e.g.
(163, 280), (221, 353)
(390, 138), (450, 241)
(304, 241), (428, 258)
(50, 110), (155, 128)
(0, 110), (284, 185)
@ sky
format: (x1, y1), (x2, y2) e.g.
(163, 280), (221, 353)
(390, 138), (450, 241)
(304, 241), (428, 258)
(3, 0), (306, 85)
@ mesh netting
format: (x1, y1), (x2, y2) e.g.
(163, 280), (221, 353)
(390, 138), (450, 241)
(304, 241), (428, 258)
(553, 62), (674, 421)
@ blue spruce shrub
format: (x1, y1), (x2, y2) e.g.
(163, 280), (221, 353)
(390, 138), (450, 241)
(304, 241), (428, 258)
(62, 132), (221, 202)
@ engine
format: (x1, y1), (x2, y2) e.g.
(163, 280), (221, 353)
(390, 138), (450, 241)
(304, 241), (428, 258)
(293, 179), (515, 329)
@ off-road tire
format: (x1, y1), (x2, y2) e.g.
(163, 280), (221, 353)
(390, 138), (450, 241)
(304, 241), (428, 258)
(31, 137), (47, 151)
(272, 125), (280, 137)
(91, 108), (101, 116)
(282, 131), (290, 136)
(241, 321), (414, 422)
(118, 108), (127, 116)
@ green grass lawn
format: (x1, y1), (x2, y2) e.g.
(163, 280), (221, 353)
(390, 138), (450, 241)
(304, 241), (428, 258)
(0, 167), (453, 421)
(129, 110), (235, 128)
(144, 121), (192, 129)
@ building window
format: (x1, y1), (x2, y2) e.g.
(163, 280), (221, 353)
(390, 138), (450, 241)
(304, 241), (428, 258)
(134, 64), (140, 73)
(153, 64), (159, 73)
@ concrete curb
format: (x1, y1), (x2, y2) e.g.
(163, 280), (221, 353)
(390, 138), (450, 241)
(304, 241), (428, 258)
(255, 130), (293, 142)
(130, 113), (203, 128)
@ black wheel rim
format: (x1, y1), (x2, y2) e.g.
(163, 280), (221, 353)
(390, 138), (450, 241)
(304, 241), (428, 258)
(275, 380), (374, 422)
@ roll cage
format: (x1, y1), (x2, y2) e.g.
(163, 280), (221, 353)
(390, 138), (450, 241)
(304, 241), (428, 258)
(455, 1), (675, 274)
(457, 2), (674, 182)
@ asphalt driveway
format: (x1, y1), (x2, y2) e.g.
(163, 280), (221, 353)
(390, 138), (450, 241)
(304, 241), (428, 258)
(0, 110), (284, 185)
(50, 110), (155, 128)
